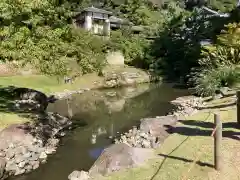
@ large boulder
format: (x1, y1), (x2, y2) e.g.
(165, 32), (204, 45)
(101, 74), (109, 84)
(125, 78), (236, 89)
(6, 87), (57, 112)
(68, 170), (90, 180)
(0, 112), (71, 179)
(103, 71), (150, 88)
(0, 124), (35, 150)
(89, 143), (154, 177)
(140, 115), (178, 137)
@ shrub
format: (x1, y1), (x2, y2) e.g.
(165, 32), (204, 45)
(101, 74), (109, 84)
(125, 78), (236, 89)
(109, 30), (151, 68)
(0, 0), (107, 80)
(189, 22), (240, 96)
(189, 65), (240, 96)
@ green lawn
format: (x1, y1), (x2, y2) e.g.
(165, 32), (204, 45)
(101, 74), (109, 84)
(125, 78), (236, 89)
(92, 97), (240, 180)
(0, 74), (102, 95)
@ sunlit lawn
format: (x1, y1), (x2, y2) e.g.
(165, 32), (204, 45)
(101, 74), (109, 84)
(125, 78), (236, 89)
(0, 74), (102, 95)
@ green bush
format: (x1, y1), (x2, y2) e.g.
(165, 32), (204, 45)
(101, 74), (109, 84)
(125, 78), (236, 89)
(109, 30), (151, 68)
(189, 65), (240, 96)
(0, 0), (107, 80)
(189, 23), (240, 96)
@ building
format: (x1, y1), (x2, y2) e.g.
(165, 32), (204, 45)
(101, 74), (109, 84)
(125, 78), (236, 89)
(75, 6), (112, 36)
(74, 6), (141, 35)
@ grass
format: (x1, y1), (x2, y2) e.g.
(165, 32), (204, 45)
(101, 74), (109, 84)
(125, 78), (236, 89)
(0, 113), (29, 130)
(0, 66), (151, 95)
(92, 97), (240, 180)
(0, 74), (101, 95)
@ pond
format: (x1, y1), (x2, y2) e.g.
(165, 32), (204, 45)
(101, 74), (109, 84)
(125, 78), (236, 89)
(8, 83), (189, 180)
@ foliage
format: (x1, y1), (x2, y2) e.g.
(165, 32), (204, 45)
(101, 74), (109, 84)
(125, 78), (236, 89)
(149, 8), (214, 80)
(109, 30), (151, 68)
(189, 65), (240, 96)
(199, 45), (240, 67)
(0, 0), (106, 79)
(189, 22), (240, 96)
(198, 22), (240, 68)
(217, 23), (240, 47)
(206, 0), (236, 12)
(184, 0), (236, 12)
(100, 0), (159, 26)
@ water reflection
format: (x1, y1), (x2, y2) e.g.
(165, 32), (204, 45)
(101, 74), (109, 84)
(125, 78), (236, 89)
(89, 148), (104, 159)
(9, 83), (189, 180)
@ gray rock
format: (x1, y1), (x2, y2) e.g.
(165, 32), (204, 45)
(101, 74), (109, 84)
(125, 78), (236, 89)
(15, 146), (28, 155)
(15, 156), (25, 164)
(30, 161), (40, 170)
(28, 153), (39, 161)
(25, 165), (33, 173)
(39, 152), (47, 159)
(5, 162), (17, 172)
(6, 151), (15, 160)
(23, 152), (32, 159)
(41, 159), (47, 164)
(0, 157), (6, 178)
(0, 124), (36, 150)
(14, 168), (25, 176)
(46, 138), (59, 147)
(89, 143), (154, 177)
(139, 132), (148, 139)
(68, 170), (90, 180)
(18, 161), (26, 168)
(0, 151), (6, 157)
(45, 148), (56, 155)
(140, 115), (177, 137)
(141, 140), (151, 148)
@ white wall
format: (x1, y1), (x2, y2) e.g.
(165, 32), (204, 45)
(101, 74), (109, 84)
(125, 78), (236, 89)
(84, 13), (92, 31)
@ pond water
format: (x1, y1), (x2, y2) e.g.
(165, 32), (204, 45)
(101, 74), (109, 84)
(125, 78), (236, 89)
(9, 83), (189, 180)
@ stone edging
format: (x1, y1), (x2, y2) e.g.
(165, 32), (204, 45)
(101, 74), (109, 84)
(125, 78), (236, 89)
(0, 112), (72, 180)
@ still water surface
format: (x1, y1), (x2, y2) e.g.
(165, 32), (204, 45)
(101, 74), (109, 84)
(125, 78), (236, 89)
(9, 83), (188, 180)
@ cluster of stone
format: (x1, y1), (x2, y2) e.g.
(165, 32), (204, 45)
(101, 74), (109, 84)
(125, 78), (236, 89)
(0, 112), (72, 180)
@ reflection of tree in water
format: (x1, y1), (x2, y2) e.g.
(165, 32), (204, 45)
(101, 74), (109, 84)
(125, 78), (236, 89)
(66, 97), (73, 119)
(50, 83), (188, 144)
(91, 126), (107, 144)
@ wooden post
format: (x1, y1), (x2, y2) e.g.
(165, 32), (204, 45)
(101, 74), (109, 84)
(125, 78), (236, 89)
(237, 91), (240, 124)
(214, 113), (222, 171)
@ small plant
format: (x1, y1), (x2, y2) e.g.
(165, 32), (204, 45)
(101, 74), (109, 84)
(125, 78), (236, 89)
(189, 65), (240, 96)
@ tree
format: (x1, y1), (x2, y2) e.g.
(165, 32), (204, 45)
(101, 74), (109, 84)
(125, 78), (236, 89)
(0, 0), (106, 79)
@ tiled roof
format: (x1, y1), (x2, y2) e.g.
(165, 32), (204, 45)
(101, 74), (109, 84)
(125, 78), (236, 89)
(109, 16), (132, 25)
(83, 6), (113, 15)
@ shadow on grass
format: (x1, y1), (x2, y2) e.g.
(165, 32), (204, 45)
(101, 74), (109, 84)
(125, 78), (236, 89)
(0, 86), (16, 112)
(178, 120), (240, 129)
(150, 120), (239, 180)
(158, 153), (214, 168)
(167, 120), (240, 141)
(0, 85), (46, 122)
